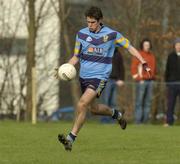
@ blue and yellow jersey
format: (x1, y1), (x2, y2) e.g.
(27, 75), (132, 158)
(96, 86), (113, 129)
(73, 25), (131, 80)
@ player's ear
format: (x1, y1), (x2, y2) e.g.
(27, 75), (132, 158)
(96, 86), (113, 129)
(99, 19), (103, 25)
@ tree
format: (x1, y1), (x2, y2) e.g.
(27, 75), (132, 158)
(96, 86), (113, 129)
(25, 0), (60, 121)
(51, 0), (80, 108)
(0, 0), (60, 121)
(0, 0), (27, 119)
(26, 0), (36, 121)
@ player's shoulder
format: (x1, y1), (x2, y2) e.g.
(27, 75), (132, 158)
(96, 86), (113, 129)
(78, 27), (89, 34)
(102, 25), (117, 33)
(103, 26), (123, 36)
(75, 28), (89, 40)
(100, 26), (121, 40)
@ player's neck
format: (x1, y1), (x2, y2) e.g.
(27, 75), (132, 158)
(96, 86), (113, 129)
(91, 24), (103, 33)
(95, 25), (101, 33)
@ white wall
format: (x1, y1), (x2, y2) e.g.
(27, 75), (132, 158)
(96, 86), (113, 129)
(0, 0), (60, 115)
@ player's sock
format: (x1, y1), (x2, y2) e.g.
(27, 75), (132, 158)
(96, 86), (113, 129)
(112, 108), (127, 130)
(67, 132), (77, 144)
(112, 108), (122, 120)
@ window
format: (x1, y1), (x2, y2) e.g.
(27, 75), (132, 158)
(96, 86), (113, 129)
(0, 38), (27, 55)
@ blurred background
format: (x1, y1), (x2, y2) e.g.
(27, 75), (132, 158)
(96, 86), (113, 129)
(0, 0), (179, 123)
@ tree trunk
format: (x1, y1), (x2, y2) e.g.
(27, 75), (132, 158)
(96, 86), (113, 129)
(152, 0), (170, 121)
(133, 0), (142, 46)
(57, 0), (80, 107)
(26, 0), (36, 121)
(161, 0), (170, 115)
(58, 0), (64, 108)
(131, 0), (142, 117)
(63, 24), (80, 105)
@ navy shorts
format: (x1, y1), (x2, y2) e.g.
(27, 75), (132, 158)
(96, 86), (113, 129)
(79, 77), (107, 98)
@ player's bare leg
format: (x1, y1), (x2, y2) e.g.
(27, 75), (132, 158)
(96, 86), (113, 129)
(90, 103), (113, 116)
(58, 88), (126, 151)
(58, 88), (97, 151)
(90, 101), (127, 130)
(71, 88), (97, 135)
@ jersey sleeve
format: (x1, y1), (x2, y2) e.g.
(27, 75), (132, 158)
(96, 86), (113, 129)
(73, 34), (82, 57)
(115, 32), (131, 49)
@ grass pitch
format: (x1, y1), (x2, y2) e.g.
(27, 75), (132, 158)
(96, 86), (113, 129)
(0, 121), (179, 164)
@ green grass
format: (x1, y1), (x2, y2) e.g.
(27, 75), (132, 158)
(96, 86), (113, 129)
(0, 121), (180, 164)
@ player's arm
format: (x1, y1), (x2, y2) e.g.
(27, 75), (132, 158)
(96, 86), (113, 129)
(68, 34), (81, 66)
(68, 55), (79, 65)
(115, 33), (151, 76)
(128, 46), (146, 64)
(54, 34), (81, 79)
(128, 46), (151, 76)
(115, 33), (146, 63)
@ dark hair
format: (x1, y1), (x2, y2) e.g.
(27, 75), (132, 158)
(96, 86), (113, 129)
(85, 6), (103, 21)
(140, 38), (152, 50)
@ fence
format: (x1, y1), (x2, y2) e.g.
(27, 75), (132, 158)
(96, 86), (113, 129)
(117, 81), (180, 122)
(0, 81), (180, 123)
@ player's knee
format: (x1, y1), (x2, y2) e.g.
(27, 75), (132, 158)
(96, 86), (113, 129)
(77, 100), (88, 113)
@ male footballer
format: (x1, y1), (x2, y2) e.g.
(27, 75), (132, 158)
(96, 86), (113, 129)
(57, 6), (151, 151)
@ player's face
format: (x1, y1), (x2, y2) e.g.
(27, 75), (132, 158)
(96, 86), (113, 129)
(175, 42), (180, 53)
(86, 17), (101, 32)
(143, 41), (151, 52)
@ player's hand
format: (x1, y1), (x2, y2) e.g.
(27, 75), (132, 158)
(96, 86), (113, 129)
(142, 62), (152, 78)
(53, 67), (59, 79)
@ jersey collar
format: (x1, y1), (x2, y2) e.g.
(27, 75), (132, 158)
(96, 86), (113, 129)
(89, 23), (104, 34)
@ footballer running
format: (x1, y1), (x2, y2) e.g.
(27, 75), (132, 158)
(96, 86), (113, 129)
(56, 6), (151, 151)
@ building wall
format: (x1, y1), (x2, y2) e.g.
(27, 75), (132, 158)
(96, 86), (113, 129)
(0, 0), (60, 115)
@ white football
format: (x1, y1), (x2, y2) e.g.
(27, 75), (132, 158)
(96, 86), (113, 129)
(58, 63), (76, 81)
